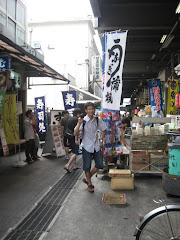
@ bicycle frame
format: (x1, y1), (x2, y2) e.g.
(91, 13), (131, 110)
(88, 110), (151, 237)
(134, 205), (180, 237)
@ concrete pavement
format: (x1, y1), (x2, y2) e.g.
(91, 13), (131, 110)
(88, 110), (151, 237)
(0, 150), (179, 240)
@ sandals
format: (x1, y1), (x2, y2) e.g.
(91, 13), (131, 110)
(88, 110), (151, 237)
(64, 167), (71, 173)
(83, 178), (94, 187)
(88, 184), (94, 193)
(73, 166), (81, 170)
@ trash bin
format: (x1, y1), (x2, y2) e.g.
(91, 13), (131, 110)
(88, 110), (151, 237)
(168, 136), (180, 176)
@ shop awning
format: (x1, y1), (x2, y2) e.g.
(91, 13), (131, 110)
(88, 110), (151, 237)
(0, 33), (70, 84)
(69, 84), (101, 103)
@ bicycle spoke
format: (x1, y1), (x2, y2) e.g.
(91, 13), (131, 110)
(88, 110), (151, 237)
(138, 210), (180, 240)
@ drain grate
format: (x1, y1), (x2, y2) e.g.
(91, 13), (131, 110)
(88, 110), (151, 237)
(4, 157), (83, 240)
(4, 230), (43, 240)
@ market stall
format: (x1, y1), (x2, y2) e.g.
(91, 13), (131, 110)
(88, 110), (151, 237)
(130, 117), (171, 174)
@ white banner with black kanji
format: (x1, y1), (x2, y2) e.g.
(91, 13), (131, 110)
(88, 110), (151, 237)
(102, 31), (128, 110)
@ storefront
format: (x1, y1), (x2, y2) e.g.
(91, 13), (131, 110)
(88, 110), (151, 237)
(0, 31), (69, 155)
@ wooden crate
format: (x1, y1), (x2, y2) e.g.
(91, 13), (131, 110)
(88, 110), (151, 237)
(132, 151), (150, 171)
(150, 152), (168, 171)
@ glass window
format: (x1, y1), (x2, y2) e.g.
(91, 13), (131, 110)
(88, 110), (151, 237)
(0, 11), (6, 26)
(8, 17), (15, 37)
(17, 26), (25, 41)
(0, 0), (7, 10)
(7, 0), (16, 19)
(17, 2), (25, 26)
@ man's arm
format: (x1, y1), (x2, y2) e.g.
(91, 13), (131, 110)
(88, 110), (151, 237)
(74, 117), (83, 136)
(120, 129), (129, 147)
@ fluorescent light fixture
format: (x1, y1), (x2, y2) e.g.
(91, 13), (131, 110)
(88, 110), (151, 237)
(151, 54), (156, 60)
(162, 35), (174, 48)
(160, 35), (167, 43)
(176, 2), (180, 14)
(174, 64), (180, 76)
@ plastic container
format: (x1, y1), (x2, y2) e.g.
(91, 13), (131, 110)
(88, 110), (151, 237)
(168, 136), (180, 176)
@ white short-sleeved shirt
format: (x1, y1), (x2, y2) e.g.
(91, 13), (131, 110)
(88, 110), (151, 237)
(24, 118), (34, 141)
(79, 115), (107, 153)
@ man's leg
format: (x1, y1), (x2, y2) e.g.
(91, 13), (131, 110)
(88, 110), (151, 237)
(31, 139), (37, 160)
(64, 137), (69, 160)
(65, 147), (69, 158)
(25, 140), (31, 161)
(64, 153), (77, 171)
(91, 150), (103, 178)
(82, 148), (94, 192)
(90, 167), (99, 178)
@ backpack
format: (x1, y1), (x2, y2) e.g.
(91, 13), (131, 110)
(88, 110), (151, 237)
(64, 117), (77, 139)
(64, 128), (74, 139)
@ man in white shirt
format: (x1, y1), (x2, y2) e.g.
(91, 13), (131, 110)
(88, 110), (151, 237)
(24, 110), (37, 163)
(74, 102), (107, 193)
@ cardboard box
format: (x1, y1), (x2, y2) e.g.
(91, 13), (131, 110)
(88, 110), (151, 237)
(150, 153), (168, 171)
(109, 169), (131, 178)
(111, 176), (134, 190)
(132, 151), (150, 171)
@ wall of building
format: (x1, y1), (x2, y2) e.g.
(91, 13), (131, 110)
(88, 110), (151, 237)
(27, 19), (100, 110)
(0, 0), (27, 44)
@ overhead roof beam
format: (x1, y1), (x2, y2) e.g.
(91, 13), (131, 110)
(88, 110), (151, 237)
(90, 0), (101, 17)
(103, 2), (175, 7)
(98, 26), (172, 31)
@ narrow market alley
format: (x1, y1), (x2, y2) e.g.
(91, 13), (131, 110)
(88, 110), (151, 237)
(0, 152), (179, 240)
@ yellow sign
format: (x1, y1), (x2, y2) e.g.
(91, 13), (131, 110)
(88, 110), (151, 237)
(2, 94), (19, 144)
(167, 80), (178, 115)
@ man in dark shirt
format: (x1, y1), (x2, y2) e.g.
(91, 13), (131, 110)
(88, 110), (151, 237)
(61, 110), (70, 160)
(64, 108), (82, 172)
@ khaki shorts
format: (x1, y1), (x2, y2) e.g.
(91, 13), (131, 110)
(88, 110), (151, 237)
(34, 133), (40, 148)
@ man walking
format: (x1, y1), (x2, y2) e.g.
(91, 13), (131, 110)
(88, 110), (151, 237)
(74, 102), (107, 192)
(64, 108), (82, 172)
(24, 110), (37, 163)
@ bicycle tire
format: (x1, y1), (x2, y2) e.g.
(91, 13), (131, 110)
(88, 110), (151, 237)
(135, 206), (180, 240)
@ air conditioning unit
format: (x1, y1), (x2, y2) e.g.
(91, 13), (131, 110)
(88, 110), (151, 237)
(34, 43), (41, 49)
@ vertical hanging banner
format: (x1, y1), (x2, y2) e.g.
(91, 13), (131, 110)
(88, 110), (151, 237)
(167, 80), (179, 115)
(148, 79), (164, 117)
(2, 94), (19, 144)
(102, 30), (128, 110)
(62, 90), (76, 114)
(35, 96), (47, 134)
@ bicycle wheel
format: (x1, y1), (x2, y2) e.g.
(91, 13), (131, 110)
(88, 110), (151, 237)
(136, 207), (180, 240)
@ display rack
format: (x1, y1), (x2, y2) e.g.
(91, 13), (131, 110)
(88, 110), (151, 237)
(95, 109), (131, 179)
(130, 117), (169, 175)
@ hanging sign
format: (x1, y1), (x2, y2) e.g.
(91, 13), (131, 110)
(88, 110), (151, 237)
(148, 79), (164, 117)
(102, 30), (128, 110)
(10, 71), (21, 88)
(0, 56), (11, 71)
(92, 55), (101, 80)
(0, 91), (6, 115)
(167, 80), (179, 115)
(2, 94), (19, 144)
(62, 90), (76, 114)
(35, 96), (47, 134)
